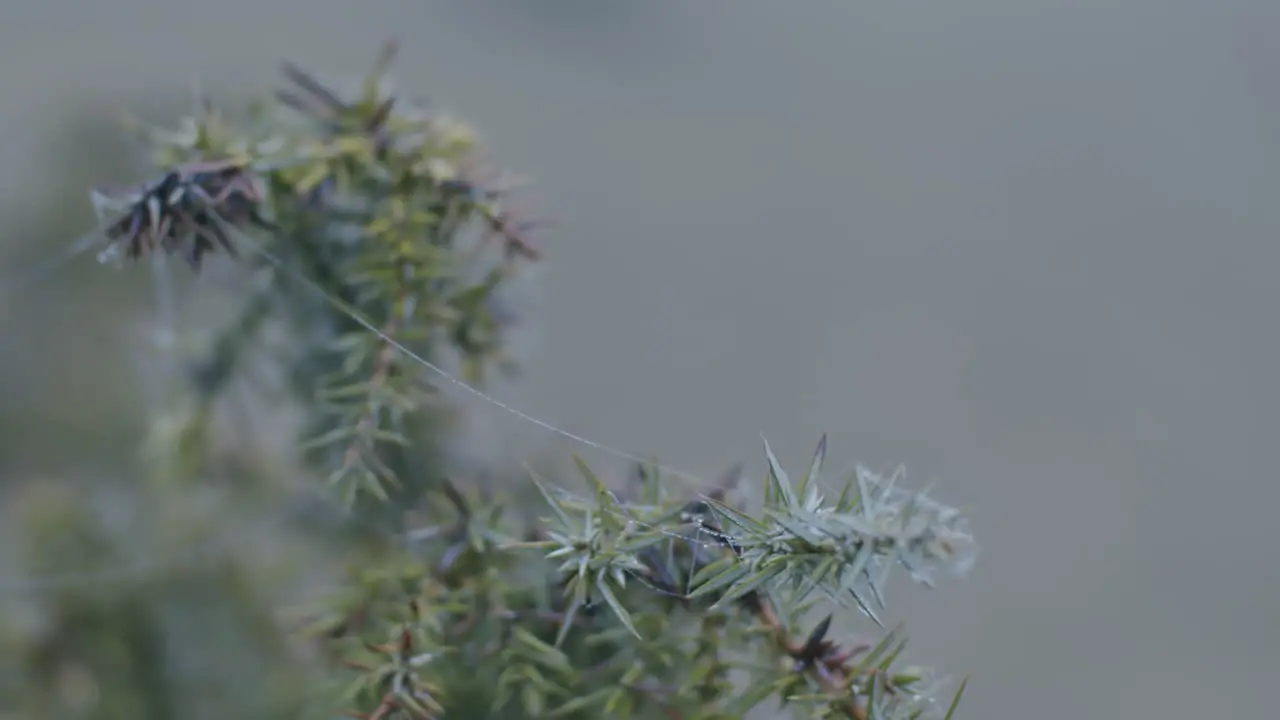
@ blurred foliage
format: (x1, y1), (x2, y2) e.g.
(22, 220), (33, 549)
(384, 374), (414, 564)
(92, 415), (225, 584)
(0, 43), (974, 720)
(0, 103), (157, 476)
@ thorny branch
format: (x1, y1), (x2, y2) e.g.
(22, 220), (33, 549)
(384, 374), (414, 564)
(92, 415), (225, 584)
(32, 40), (974, 720)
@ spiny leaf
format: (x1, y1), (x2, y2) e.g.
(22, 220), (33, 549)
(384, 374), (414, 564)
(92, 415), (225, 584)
(942, 677), (969, 720)
(527, 465), (575, 531)
(513, 627), (572, 673)
(549, 688), (612, 717)
(856, 624), (906, 671)
(595, 573), (640, 638)
(554, 596), (583, 649)
(301, 425), (358, 450)
(688, 561), (747, 600)
(573, 454), (623, 528)
(763, 437), (798, 510)
(704, 495), (768, 539)
(713, 564), (783, 609)
(798, 432), (828, 501)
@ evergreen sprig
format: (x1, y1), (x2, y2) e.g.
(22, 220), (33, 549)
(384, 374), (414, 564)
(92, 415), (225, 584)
(90, 41), (541, 511)
(5, 42), (974, 720)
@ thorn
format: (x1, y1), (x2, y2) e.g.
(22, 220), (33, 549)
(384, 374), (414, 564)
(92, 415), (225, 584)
(798, 614), (834, 662)
(439, 477), (470, 517)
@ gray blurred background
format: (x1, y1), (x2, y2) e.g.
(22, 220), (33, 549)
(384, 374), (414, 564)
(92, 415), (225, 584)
(1, 0), (1277, 717)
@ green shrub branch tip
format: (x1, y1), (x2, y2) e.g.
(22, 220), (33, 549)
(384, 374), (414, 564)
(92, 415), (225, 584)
(6, 41), (975, 720)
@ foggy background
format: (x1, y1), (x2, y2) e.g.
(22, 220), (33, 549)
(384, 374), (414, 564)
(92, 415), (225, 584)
(1, 0), (1277, 717)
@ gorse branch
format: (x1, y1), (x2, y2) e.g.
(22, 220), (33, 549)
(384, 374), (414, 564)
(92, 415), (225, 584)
(6, 42), (974, 720)
(525, 440), (973, 719)
(91, 40), (539, 514)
